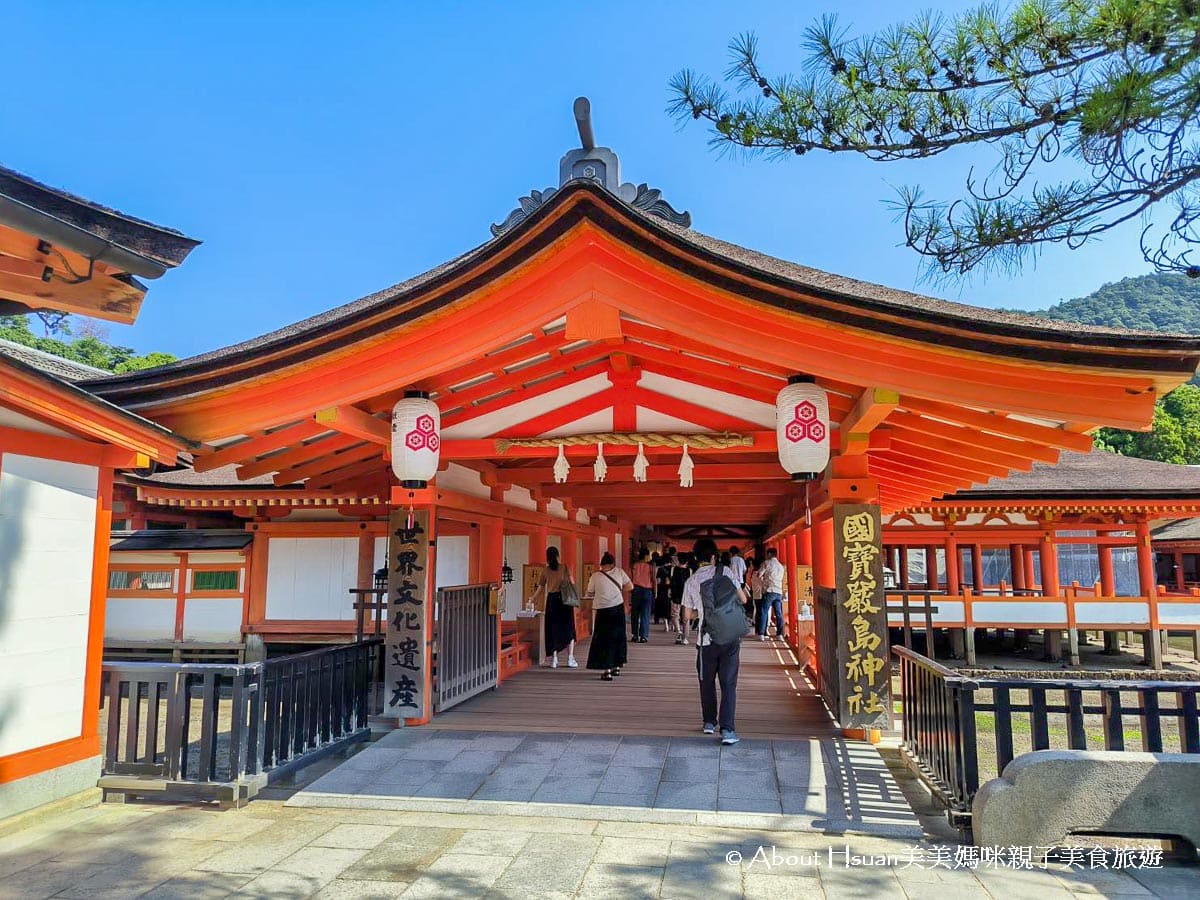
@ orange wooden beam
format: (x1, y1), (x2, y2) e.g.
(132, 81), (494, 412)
(193, 421), (327, 473)
(442, 362), (609, 429)
(315, 405), (390, 445)
(274, 443), (377, 486)
(841, 387), (900, 455)
(236, 433), (362, 481)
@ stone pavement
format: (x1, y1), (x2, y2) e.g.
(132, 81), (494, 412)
(0, 791), (1196, 899)
(288, 729), (919, 834)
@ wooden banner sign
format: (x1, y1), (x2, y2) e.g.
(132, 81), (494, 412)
(524, 564), (545, 610)
(794, 564), (814, 609)
(833, 504), (891, 730)
(385, 509), (432, 721)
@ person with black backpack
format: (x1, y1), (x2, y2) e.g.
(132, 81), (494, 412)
(681, 537), (749, 745)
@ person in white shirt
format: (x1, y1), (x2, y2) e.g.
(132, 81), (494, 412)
(682, 538), (748, 745)
(584, 552), (632, 681)
(756, 548), (786, 642)
(727, 546), (747, 586)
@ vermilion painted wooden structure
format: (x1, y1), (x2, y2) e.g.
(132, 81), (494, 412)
(0, 168), (197, 816)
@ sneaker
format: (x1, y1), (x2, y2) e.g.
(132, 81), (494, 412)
(551, 655), (558, 669)
(721, 730), (740, 745)
(702, 722), (716, 735)
(758, 635), (766, 642)
(567, 656), (578, 668)
(679, 637), (689, 645)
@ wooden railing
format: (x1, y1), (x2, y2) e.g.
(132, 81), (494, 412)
(894, 646), (1200, 835)
(100, 639), (382, 803)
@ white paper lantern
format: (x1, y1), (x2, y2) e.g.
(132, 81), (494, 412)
(391, 391), (441, 488)
(776, 377), (830, 481)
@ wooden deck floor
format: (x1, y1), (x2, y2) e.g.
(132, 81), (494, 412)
(430, 631), (837, 739)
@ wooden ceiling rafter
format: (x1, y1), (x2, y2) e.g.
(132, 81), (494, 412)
(192, 421), (327, 473)
(441, 359), (611, 429)
(235, 432), (362, 481)
(273, 442), (377, 486)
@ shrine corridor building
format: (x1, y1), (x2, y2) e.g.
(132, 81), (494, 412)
(3, 104), (1200, 819)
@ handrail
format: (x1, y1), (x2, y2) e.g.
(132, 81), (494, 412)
(893, 645), (1200, 837)
(100, 639), (383, 798)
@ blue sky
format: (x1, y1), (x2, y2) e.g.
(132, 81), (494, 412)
(0, 1), (1157, 357)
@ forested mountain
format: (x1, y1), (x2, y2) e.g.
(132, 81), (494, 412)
(1025, 272), (1200, 334)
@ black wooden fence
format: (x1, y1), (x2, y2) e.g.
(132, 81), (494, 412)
(894, 646), (1200, 833)
(100, 639), (382, 802)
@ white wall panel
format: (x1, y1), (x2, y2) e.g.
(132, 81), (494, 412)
(502, 534), (529, 618)
(436, 536), (471, 589)
(970, 601), (1067, 625)
(637, 372), (776, 427)
(435, 463), (491, 498)
(104, 599), (176, 641)
(183, 600), (243, 641)
(0, 453), (97, 757)
(1157, 603), (1200, 626)
(264, 537), (359, 620)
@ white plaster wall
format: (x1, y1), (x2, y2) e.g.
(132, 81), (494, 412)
(1074, 602), (1151, 626)
(264, 536), (359, 620)
(436, 535), (471, 589)
(105, 598), (176, 641)
(575, 508), (590, 525)
(1147, 603), (1198, 626)
(0, 454), (97, 757)
(502, 534), (529, 619)
(182, 600), (243, 641)
(970, 601), (1067, 625)
(435, 463), (491, 499)
(502, 485), (538, 511)
(637, 371), (776, 427)
(547, 499), (568, 520)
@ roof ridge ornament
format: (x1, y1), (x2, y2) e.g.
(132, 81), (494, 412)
(491, 97), (691, 237)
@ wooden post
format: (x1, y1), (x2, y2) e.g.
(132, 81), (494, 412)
(1175, 551), (1187, 593)
(1136, 519), (1163, 669)
(899, 545), (909, 589)
(1098, 543), (1121, 654)
(925, 544), (939, 589)
(963, 586), (977, 665)
(1010, 544), (1026, 591)
(479, 518), (505, 683)
(971, 544), (985, 592)
(786, 531), (800, 647)
(945, 533), (963, 659)
(1040, 530), (1063, 661)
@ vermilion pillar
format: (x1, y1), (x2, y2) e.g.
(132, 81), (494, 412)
(1039, 530), (1063, 661)
(972, 544), (985, 592)
(1135, 519), (1163, 668)
(899, 546), (909, 589)
(925, 545), (939, 589)
(814, 515), (835, 590)
(1010, 544), (1026, 591)
(1175, 551), (1186, 592)
(786, 531), (800, 647)
(1098, 541), (1120, 654)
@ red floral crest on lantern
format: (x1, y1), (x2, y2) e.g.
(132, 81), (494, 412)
(405, 414), (439, 451)
(785, 400), (825, 443)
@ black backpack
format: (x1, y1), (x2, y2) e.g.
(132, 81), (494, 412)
(700, 563), (747, 646)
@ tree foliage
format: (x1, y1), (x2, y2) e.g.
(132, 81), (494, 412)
(0, 314), (176, 373)
(1096, 384), (1200, 462)
(670, 0), (1200, 277)
(1030, 270), (1200, 330)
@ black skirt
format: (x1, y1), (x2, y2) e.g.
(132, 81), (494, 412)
(587, 605), (628, 670)
(545, 591), (576, 653)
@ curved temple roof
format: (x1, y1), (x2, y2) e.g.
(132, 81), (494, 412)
(82, 178), (1200, 410)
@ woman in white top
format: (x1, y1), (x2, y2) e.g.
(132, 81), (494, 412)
(584, 552), (633, 681)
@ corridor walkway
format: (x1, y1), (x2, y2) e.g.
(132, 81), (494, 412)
(431, 633), (836, 739)
(288, 635), (919, 835)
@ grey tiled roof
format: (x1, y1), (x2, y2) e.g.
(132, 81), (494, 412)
(0, 338), (109, 381)
(958, 451), (1200, 498)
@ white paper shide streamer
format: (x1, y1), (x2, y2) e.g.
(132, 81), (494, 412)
(633, 442), (649, 483)
(593, 442), (608, 482)
(678, 442), (694, 488)
(553, 443), (571, 484)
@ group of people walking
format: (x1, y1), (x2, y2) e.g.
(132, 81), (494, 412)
(529, 538), (790, 745)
